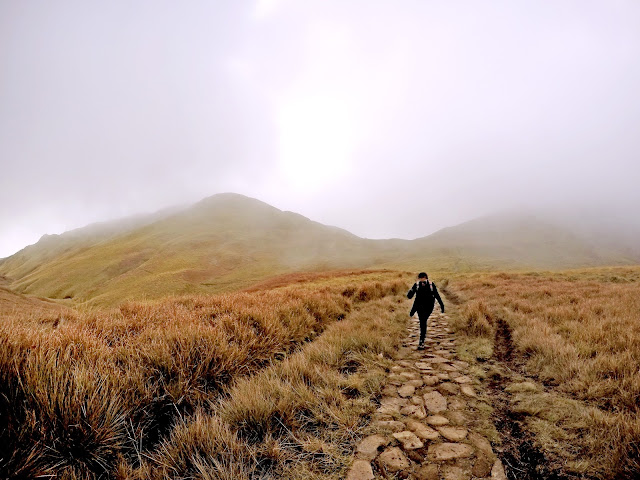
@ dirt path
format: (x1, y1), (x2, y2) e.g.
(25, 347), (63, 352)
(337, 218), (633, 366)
(347, 312), (507, 480)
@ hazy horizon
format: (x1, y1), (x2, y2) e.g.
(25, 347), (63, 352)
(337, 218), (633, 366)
(2, 1), (640, 257)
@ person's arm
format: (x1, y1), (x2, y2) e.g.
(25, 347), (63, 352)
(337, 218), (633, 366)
(432, 283), (445, 313)
(407, 283), (417, 299)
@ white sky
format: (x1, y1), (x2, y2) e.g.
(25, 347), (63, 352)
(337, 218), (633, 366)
(1, 1), (640, 257)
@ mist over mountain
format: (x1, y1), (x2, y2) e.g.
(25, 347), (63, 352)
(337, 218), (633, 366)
(0, 193), (637, 306)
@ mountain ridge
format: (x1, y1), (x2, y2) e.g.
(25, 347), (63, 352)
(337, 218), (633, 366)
(1, 193), (637, 306)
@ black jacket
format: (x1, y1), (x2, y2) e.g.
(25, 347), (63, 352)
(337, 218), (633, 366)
(407, 281), (444, 316)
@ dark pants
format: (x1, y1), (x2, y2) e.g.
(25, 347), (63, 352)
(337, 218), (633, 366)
(417, 308), (434, 344)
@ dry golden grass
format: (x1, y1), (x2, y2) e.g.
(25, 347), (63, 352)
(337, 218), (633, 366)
(445, 266), (640, 479)
(0, 270), (409, 479)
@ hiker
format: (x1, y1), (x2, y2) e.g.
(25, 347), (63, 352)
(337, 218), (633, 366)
(407, 272), (444, 350)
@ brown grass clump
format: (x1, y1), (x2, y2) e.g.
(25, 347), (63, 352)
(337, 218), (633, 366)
(144, 296), (406, 479)
(446, 266), (640, 479)
(0, 271), (408, 479)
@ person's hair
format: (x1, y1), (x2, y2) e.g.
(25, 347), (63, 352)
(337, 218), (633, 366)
(418, 272), (428, 279)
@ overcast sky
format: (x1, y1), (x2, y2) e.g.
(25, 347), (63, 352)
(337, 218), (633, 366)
(1, 1), (639, 257)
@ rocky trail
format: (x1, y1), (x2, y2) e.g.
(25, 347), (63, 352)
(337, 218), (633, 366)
(347, 312), (507, 480)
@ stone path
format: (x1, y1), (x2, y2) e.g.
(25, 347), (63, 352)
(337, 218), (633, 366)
(348, 313), (507, 480)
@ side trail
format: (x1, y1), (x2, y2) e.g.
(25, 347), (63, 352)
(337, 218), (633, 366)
(347, 312), (507, 480)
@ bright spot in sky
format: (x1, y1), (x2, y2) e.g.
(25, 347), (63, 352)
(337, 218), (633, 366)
(276, 94), (354, 191)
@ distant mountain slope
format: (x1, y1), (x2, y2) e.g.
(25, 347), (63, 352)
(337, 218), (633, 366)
(411, 212), (634, 269)
(1, 194), (637, 306)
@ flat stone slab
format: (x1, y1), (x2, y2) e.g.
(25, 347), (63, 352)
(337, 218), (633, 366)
(380, 396), (408, 408)
(407, 379), (424, 388)
(437, 383), (460, 396)
(392, 430), (424, 450)
(376, 405), (399, 416)
(453, 375), (472, 384)
(397, 384), (416, 398)
(356, 434), (389, 460)
(438, 426), (468, 442)
(400, 404), (427, 419)
(430, 356), (450, 363)
(460, 385), (476, 397)
(423, 391), (447, 413)
(426, 415), (450, 426)
(377, 447), (410, 472)
(415, 362), (432, 369)
(405, 419), (439, 440)
(423, 375), (440, 386)
(346, 459), (374, 480)
(468, 432), (496, 461)
(428, 442), (474, 461)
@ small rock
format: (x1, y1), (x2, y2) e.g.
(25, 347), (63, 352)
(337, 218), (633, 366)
(468, 432), (496, 461)
(405, 419), (439, 440)
(414, 464), (439, 480)
(460, 385), (476, 397)
(410, 396), (424, 406)
(415, 361), (431, 369)
(491, 459), (507, 480)
(423, 375), (440, 386)
(376, 405), (399, 416)
(428, 442), (474, 461)
(392, 430), (424, 450)
(377, 447), (410, 473)
(423, 391), (447, 413)
(426, 415), (450, 426)
(346, 459), (374, 480)
(381, 396), (409, 408)
(437, 383), (459, 396)
(437, 426), (468, 441)
(356, 435), (389, 460)
(407, 378), (424, 388)
(382, 385), (397, 396)
(398, 384), (416, 398)
(441, 363), (458, 371)
(437, 373), (450, 380)
(400, 404), (427, 419)
(454, 375), (472, 384)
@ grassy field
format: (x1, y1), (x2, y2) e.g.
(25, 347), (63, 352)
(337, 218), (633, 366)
(0, 270), (410, 479)
(444, 266), (640, 479)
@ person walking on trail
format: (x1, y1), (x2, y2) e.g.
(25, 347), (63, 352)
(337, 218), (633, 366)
(407, 272), (445, 350)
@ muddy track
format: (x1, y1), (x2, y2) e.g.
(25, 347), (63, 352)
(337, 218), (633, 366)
(488, 318), (573, 480)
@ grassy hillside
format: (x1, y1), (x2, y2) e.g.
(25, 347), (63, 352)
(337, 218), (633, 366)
(1, 194), (637, 306)
(445, 266), (640, 478)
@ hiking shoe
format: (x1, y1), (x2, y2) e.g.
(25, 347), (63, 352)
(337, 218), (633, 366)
(417, 344), (425, 350)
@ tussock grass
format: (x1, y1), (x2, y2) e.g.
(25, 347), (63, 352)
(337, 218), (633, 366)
(446, 266), (640, 479)
(144, 296), (406, 479)
(0, 271), (408, 479)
